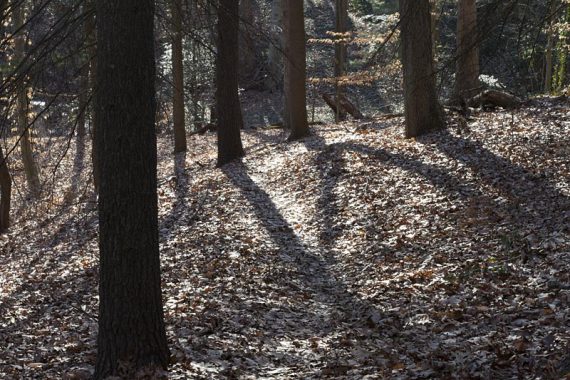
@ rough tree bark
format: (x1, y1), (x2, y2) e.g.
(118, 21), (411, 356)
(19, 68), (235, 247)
(172, 0), (187, 153)
(216, 0), (245, 166)
(14, 1), (40, 196)
(399, 0), (444, 138)
(455, 0), (480, 100)
(94, 0), (169, 377)
(284, 0), (309, 140)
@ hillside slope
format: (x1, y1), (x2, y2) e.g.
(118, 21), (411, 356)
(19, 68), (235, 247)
(1, 99), (569, 379)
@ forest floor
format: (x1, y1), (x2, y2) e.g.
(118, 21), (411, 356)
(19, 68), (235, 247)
(1, 98), (570, 379)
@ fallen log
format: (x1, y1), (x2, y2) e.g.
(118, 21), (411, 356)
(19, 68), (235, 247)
(321, 93), (365, 120)
(467, 89), (522, 109)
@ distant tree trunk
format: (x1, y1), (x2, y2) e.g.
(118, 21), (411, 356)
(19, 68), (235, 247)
(430, 0), (440, 56)
(284, 0), (309, 140)
(265, 0), (284, 91)
(544, 0), (559, 93)
(172, 0), (187, 153)
(239, 0), (257, 86)
(14, 1), (40, 196)
(76, 4), (92, 140)
(94, 0), (169, 377)
(554, 3), (570, 92)
(399, 0), (444, 138)
(85, 0), (99, 192)
(334, 0), (348, 122)
(0, 146), (10, 233)
(216, 0), (245, 166)
(455, 0), (480, 100)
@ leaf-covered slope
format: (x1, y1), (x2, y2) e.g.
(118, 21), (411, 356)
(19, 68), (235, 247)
(1, 100), (569, 379)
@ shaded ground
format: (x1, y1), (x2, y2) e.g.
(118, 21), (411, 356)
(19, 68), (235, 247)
(1, 99), (570, 379)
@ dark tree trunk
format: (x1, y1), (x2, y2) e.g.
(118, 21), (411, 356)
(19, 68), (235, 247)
(399, 0), (444, 138)
(284, 0), (309, 141)
(334, 0), (348, 122)
(216, 0), (245, 167)
(172, 0), (187, 153)
(0, 146), (10, 233)
(94, 0), (169, 378)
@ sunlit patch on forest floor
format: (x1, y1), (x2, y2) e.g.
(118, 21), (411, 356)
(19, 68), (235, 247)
(1, 99), (569, 379)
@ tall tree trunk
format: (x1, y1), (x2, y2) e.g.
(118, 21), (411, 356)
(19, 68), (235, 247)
(172, 0), (187, 153)
(0, 145), (10, 233)
(544, 0), (559, 93)
(554, 3), (570, 92)
(83, 0), (99, 192)
(14, 1), (40, 196)
(265, 0), (284, 91)
(430, 0), (440, 56)
(76, 2), (94, 143)
(455, 0), (480, 100)
(94, 0), (169, 377)
(284, 0), (309, 140)
(216, 0), (245, 166)
(334, 0), (348, 122)
(399, 0), (444, 138)
(239, 0), (257, 86)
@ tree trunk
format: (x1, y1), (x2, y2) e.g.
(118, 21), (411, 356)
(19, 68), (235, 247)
(334, 0), (348, 122)
(85, 0), (99, 193)
(172, 0), (187, 153)
(455, 0), (480, 100)
(239, 0), (257, 86)
(284, 0), (309, 140)
(0, 145), (10, 233)
(216, 0), (245, 166)
(544, 0), (559, 94)
(14, 1), (41, 197)
(265, 0), (284, 91)
(554, 3), (570, 92)
(399, 0), (444, 138)
(94, 0), (169, 377)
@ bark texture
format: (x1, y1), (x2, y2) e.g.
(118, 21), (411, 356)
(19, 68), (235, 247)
(455, 0), (480, 99)
(284, 0), (309, 140)
(399, 0), (444, 138)
(94, 0), (169, 377)
(172, 0), (187, 153)
(216, 0), (245, 166)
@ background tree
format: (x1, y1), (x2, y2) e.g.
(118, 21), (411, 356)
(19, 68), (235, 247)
(284, 0), (309, 140)
(14, 0), (40, 196)
(94, 0), (169, 377)
(455, 0), (480, 100)
(334, 0), (349, 122)
(172, 0), (187, 153)
(216, 0), (245, 166)
(265, 0), (284, 91)
(399, 0), (444, 138)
